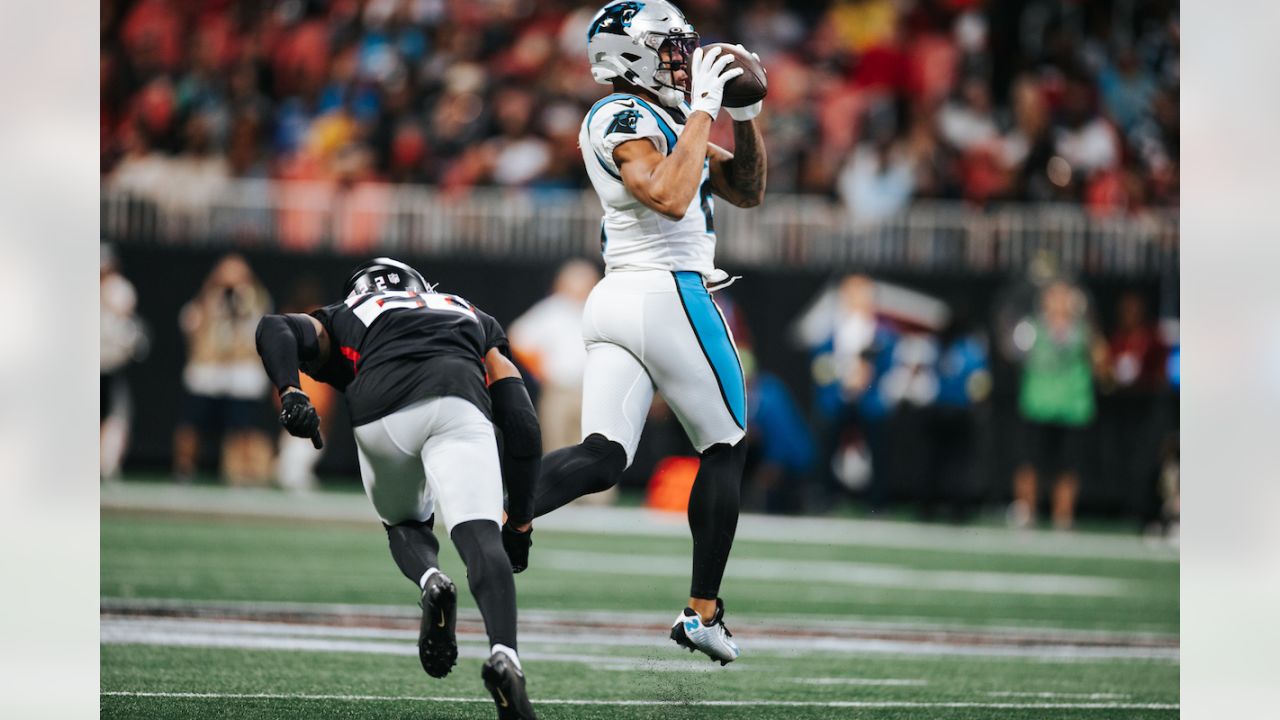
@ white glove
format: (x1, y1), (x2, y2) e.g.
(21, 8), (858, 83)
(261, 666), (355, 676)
(688, 45), (744, 121)
(725, 46), (764, 122)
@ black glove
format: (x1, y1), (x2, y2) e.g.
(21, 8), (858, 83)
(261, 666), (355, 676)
(501, 523), (532, 573)
(279, 390), (323, 449)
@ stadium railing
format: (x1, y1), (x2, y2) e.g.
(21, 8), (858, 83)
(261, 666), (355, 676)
(101, 180), (1178, 277)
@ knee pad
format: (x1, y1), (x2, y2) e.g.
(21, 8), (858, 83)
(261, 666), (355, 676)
(700, 439), (747, 464)
(583, 432), (625, 459)
(383, 515), (435, 534)
(583, 433), (628, 485)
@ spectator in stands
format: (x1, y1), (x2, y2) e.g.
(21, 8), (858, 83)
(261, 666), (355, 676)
(838, 101), (915, 225)
(96, 0), (1177, 208)
(508, 259), (600, 454)
(100, 244), (148, 481)
(1010, 279), (1108, 530)
(1053, 73), (1121, 203)
(172, 254), (274, 485)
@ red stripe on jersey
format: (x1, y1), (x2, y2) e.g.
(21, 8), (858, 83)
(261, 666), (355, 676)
(340, 346), (361, 375)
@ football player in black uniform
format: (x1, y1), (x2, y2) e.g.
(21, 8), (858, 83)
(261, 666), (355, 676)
(255, 258), (539, 720)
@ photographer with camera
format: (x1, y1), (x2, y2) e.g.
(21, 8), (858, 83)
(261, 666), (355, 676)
(172, 254), (274, 485)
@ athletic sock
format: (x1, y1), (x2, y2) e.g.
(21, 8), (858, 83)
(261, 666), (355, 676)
(451, 519), (518, 650)
(687, 440), (747, 600)
(491, 643), (522, 671)
(384, 519), (441, 587)
(418, 567), (440, 590)
(532, 433), (627, 517)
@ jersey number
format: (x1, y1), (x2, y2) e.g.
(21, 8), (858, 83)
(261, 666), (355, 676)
(349, 291), (477, 327)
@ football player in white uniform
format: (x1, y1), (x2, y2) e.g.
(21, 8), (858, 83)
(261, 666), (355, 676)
(503, 0), (766, 665)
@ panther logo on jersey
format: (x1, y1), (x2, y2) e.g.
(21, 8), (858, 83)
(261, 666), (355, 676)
(588, 1), (644, 39)
(607, 109), (642, 135)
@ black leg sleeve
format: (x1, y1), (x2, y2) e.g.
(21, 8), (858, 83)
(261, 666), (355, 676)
(688, 439), (747, 600)
(384, 518), (440, 586)
(532, 433), (627, 518)
(451, 519), (519, 650)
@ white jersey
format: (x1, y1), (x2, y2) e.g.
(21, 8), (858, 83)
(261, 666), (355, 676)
(580, 92), (721, 280)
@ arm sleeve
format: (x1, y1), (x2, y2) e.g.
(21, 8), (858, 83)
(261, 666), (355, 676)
(489, 376), (541, 526)
(255, 313), (320, 395)
(588, 100), (669, 177)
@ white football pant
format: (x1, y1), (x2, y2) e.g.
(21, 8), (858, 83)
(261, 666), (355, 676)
(580, 269), (747, 464)
(353, 396), (503, 532)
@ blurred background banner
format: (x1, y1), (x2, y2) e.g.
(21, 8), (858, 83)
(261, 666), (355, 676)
(99, 0), (1180, 533)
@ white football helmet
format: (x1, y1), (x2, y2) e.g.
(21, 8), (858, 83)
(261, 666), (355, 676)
(586, 1), (698, 108)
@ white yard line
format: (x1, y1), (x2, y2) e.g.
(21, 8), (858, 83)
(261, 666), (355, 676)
(101, 689), (1180, 710)
(987, 691), (1132, 699)
(101, 482), (1178, 563)
(538, 550), (1132, 597)
(99, 616), (1180, 662)
(792, 678), (928, 686)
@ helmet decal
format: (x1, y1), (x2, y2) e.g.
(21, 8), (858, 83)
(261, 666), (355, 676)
(588, 1), (645, 40)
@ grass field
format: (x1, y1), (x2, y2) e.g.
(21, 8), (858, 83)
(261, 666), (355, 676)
(101, 481), (1179, 719)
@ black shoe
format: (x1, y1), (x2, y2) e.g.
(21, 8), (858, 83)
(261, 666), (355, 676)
(417, 571), (458, 678)
(482, 651), (536, 720)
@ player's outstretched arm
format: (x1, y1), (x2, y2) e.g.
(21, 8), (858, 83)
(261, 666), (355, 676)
(484, 348), (540, 572)
(255, 313), (329, 449)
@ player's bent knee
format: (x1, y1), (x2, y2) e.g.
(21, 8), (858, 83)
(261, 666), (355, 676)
(384, 516), (435, 534)
(582, 433), (627, 490)
(699, 439), (747, 463)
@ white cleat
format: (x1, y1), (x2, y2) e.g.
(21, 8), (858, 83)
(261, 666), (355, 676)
(669, 598), (740, 665)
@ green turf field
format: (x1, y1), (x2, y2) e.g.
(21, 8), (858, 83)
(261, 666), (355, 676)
(101, 482), (1179, 719)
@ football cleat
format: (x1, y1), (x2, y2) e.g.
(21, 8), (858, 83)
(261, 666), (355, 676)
(669, 598), (740, 665)
(482, 650), (537, 720)
(417, 571), (458, 678)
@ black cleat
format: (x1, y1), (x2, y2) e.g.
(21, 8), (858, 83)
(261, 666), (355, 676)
(417, 571), (458, 678)
(482, 651), (537, 720)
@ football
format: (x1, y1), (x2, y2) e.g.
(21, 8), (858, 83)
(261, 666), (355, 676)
(705, 43), (768, 108)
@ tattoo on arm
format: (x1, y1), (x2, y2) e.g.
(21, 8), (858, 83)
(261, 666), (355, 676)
(723, 120), (766, 206)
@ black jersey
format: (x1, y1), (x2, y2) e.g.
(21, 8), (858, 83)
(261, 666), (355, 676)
(302, 290), (508, 425)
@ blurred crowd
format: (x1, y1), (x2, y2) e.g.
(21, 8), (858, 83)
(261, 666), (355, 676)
(102, 249), (1179, 536)
(103, 0), (1179, 218)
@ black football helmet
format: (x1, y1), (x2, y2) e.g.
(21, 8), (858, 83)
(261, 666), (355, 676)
(344, 257), (431, 298)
